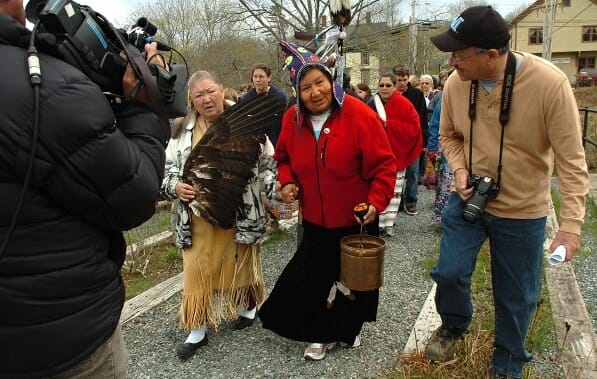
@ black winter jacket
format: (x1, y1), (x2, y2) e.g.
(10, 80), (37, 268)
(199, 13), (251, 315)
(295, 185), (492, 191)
(0, 14), (167, 378)
(403, 85), (429, 145)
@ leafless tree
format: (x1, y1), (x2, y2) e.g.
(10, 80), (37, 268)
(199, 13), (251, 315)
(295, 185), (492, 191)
(504, 3), (532, 22)
(238, 0), (386, 41)
(129, 0), (247, 70)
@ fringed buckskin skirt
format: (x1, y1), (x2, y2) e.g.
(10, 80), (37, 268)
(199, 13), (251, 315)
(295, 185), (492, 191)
(180, 214), (265, 331)
(259, 220), (380, 345)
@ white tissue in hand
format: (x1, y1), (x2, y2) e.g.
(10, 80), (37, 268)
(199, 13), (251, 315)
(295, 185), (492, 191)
(548, 245), (567, 266)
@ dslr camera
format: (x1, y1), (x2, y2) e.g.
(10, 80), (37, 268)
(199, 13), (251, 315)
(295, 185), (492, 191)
(462, 175), (500, 223)
(25, 0), (187, 119)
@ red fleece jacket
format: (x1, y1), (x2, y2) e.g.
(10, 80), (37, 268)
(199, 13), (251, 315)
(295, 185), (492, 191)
(383, 92), (422, 169)
(275, 95), (396, 228)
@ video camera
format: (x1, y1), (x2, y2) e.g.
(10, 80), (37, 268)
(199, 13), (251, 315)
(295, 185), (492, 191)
(25, 0), (188, 120)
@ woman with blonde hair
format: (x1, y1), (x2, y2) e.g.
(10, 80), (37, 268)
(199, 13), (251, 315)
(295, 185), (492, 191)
(161, 70), (279, 360)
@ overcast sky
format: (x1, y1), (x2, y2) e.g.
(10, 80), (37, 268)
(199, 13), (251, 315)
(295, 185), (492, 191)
(25, 0), (524, 29)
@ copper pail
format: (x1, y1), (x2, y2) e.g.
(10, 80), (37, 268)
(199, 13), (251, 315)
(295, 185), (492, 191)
(340, 234), (385, 291)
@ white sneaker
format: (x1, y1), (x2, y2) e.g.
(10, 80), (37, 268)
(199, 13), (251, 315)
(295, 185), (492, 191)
(303, 342), (336, 361)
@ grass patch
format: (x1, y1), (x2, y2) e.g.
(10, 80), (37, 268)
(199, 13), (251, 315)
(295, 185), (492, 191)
(124, 208), (171, 245)
(398, 184), (597, 378)
(263, 227), (294, 245)
(123, 244), (182, 300)
(121, 206), (181, 300)
(581, 194), (597, 247)
(396, 241), (558, 378)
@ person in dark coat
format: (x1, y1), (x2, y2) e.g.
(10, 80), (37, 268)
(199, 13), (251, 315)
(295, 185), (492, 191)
(393, 65), (428, 216)
(0, 1), (168, 377)
(239, 63), (287, 147)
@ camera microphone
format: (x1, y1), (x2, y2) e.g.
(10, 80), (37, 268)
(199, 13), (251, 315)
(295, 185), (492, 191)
(25, 0), (46, 24)
(131, 18), (172, 51)
(144, 36), (172, 52)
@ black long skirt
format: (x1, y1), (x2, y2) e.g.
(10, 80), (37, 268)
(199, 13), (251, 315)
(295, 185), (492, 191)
(259, 220), (379, 345)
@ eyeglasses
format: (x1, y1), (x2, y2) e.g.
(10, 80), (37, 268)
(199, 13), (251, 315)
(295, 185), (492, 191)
(379, 83), (394, 88)
(448, 50), (487, 65)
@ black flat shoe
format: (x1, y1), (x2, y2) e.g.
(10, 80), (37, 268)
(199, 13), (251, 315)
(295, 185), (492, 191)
(232, 316), (255, 330)
(176, 336), (208, 360)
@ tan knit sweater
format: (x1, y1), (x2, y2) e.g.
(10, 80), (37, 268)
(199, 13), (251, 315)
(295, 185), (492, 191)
(440, 52), (589, 235)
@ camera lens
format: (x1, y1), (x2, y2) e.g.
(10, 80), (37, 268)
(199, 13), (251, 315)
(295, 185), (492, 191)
(461, 194), (488, 223)
(462, 203), (482, 222)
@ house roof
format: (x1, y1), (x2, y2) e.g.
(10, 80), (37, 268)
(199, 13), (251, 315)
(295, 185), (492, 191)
(509, 0), (597, 26)
(345, 22), (390, 40)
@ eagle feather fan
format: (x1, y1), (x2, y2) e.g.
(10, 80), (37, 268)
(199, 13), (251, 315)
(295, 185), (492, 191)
(182, 94), (286, 229)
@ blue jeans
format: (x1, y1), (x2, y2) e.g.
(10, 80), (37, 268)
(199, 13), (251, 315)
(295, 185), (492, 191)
(431, 193), (545, 378)
(403, 159), (419, 204)
(418, 152), (427, 179)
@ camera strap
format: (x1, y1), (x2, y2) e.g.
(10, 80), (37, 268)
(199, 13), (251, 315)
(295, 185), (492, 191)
(467, 51), (517, 190)
(128, 48), (171, 144)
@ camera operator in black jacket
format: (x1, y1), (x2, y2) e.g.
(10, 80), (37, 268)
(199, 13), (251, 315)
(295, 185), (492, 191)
(0, 0), (168, 377)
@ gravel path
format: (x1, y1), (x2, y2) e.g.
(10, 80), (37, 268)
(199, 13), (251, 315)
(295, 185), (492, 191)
(122, 185), (595, 378)
(123, 190), (437, 378)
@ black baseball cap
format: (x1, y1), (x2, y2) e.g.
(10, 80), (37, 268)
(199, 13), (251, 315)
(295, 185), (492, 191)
(430, 6), (511, 52)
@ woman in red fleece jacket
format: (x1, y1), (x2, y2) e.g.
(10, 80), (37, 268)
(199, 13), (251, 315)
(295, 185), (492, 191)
(258, 41), (397, 361)
(368, 72), (422, 237)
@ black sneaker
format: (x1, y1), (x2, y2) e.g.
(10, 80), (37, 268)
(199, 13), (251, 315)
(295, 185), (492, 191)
(425, 326), (464, 362)
(231, 315), (255, 330)
(494, 373), (520, 379)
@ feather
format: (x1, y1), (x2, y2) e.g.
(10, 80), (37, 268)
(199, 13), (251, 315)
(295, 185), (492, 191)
(330, 0), (352, 26)
(182, 94), (286, 229)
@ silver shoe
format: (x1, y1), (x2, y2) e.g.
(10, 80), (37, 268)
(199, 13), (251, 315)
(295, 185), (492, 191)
(303, 342), (336, 361)
(384, 226), (394, 237)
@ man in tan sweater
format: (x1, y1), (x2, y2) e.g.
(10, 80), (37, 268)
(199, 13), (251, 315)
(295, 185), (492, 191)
(425, 6), (589, 379)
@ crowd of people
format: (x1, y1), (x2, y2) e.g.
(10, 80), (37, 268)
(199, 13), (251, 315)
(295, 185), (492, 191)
(0, 1), (590, 378)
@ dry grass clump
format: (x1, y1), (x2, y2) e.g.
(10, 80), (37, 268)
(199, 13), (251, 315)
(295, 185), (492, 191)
(390, 247), (560, 379)
(393, 327), (495, 379)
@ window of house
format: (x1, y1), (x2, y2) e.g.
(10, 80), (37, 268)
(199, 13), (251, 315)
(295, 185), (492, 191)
(579, 56), (596, 69)
(361, 69), (370, 85)
(361, 52), (370, 65)
(582, 26), (597, 42)
(561, 0), (570, 6)
(529, 28), (543, 44)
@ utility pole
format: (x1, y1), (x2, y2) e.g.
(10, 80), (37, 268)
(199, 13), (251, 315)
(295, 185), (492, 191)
(409, 0), (417, 73)
(542, 0), (556, 60)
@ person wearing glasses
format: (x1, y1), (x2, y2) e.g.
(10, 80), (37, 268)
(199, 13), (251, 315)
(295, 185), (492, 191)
(367, 73), (422, 237)
(420, 73), (437, 116)
(425, 6), (589, 379)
